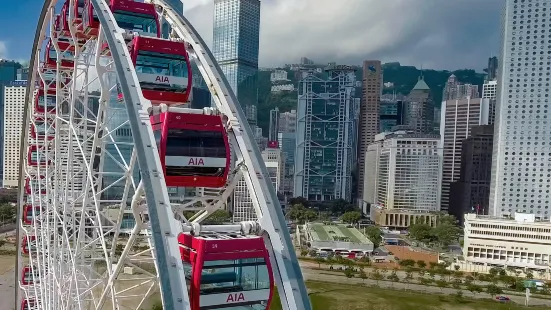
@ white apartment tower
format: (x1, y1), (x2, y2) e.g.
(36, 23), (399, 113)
(3, 83), (27, 187)
(261, 148), (283, 192)
(375, 131), (442, 212)
(482, 80), (497, 124)
(489, 0), (551, 219)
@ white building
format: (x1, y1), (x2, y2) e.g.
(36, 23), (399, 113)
(463, 213), (551, 270)
(270, 84), (295, 92)
(482, 80), (497, 100)
(270, 69), (289, 82)
(361, 142), (381, 214)
(261, 148), (283, 193)
(3, 83), (27, 187)
(489, 0), (551, 218)
(374, 131), (442, 212)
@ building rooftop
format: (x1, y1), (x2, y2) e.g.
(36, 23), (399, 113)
(307, 222), (373, 245)
(465, 213), (551, 225)
(412, 77), (430, 91)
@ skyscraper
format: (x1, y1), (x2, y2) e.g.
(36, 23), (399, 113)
(2, 81), (27, 187)
(440, 98), (491, 212)
(403, 76), (434, 134)
(489, 0), (551, 219)
(0, 60), (22, 184)
(294, 66), (357, 202)
(486, 56), (498, 81)
(213, 0), (261, 125)
(268, 107), (279, 147)
(357, 60), (382, 204)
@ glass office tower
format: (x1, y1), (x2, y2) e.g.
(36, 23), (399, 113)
(213, 0), (261, 125)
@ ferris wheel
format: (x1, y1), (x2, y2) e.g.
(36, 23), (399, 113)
(15, 1), (311, 309)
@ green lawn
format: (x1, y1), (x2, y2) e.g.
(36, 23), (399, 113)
(310, 223), (330, 241)
(270, 281), (538, 310)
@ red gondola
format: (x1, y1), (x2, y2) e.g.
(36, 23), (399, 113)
(28, 146), (51, 167)
(21, 299), (36, 310)
(70, 0), (85, 26)
(31, 118), (55, 140)
(21, 266), (39, 285)
(101, 0), (160, 55)
(82, 0), (99, 37)
(127, 36), (192, 104)
(150, 108), (230, 188)
(34, 89), (56, 114)
(22, 205), (41, 225)
(44, 39), (74, 69)
(178, 232), (274, 310)
(21, 236), (36, 255)
(25, 177), (47, 195)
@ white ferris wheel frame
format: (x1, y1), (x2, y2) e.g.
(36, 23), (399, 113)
(15, 0), (311, 310)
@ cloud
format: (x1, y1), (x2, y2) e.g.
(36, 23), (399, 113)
(184, 0), (501, 70)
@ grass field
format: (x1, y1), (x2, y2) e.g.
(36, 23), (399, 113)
(270, 281), (537, 310)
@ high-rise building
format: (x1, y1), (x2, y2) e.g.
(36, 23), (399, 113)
(433, 106), (441, 133)
(161, 0), (184, 38)
(457, 84), (480, 99)
(279, 110), (296, 133)
(443, 74), (459, 101)
(486, 56), (498, 81)
(482, 80), (497, 124)
(278, 132), (295, 197)
(449, 125), (494, 225)
(357, 60), (382, 204)
(294, 66), (357, 202)
(369, 130), (442, 228)
(268, 107), (280, 147)
(488, 0), (551, 219)
(261, 148), (283, 193)
(379, 99), (403, 133)
(403, 76), (434, 134)
(0, 60), (22, 184)
(2, 81), (27, 187)
(440, 98), (491, 212)
(213, 0), (261, 126)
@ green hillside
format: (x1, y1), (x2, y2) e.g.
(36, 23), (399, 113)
(256, 63), (486, 135)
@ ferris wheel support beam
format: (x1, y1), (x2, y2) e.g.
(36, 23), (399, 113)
(15, 0), (55, 306)
(90, 1), (190, 309)
(154, 1), (312, 309)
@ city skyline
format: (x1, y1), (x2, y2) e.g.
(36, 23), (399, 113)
(1, 0), (500, 71)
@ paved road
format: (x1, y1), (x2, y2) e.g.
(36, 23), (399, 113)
(301, 268), (551, 307)
(0, 266), (16, 310)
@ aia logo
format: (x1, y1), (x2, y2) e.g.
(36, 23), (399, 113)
(226, 292), (245, 303)
(155, 76), (170, 83)
(188, 158), (204, 166)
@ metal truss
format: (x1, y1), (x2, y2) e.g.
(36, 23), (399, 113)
(15, 0), (311, 310)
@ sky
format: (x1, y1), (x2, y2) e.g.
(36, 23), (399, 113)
(0, 0), (501, 71)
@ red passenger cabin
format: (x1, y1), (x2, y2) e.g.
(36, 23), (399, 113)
(27, 146), (51, 167)
(20, 299), (36, 310)
(128, 36), (192, 104)
(22, 205), (41, 225)
(25, 177), (47, 195)
(21, 266), (39, 285)
(34, 89), (56, 114)
(102, 0), (160, 55)
(44, 39), (74, 69)
(150, 108), (230, 188)
(178, 232), (274, 310)
(21, 236), (36, 255)
(31, 118), (55, 140)
(82, 0), (99, 37)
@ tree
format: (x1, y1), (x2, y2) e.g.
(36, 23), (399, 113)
(454, 265), (460, 271)
(364, 226), (383, 248)
(359, 268), (368, 282)
(288, 197), (310, 208)
(454, 290), (464, 302)
(287, 204), (317, 224)
(486, 284), (503, 298)
(409, 223), (434, 243)
(435, 279), (448, 293)
(330, 199), (356, 215)
(387, 270), (400, 288)
(370, 268), (383, 286)
(315, 256), (325, 268)
(464, 275), (474, 285)
(203, 209), (231, 224)
(344, 268), (354, 278)
(308, 249), (317, 257)
(0, 239), (6, 248)
(416, 260), (427, 269)
(452, 278), (462, 289)
(300, 249), (308, 257)
(404, 271), (414, 290)
(399, 259), (416, 268)
(341, 211), (361, 224)
(467, 284), (483, 297)
(151, 300), (163, 310)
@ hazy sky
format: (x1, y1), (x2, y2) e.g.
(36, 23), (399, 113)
(185, 0), (502, 71)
